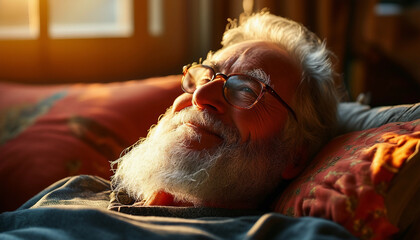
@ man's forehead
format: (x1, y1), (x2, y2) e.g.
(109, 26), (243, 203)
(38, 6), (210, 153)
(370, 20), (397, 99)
(203, 41), (291, 85)
(204, 40), (301, 94)
(202, 57), (271, 85)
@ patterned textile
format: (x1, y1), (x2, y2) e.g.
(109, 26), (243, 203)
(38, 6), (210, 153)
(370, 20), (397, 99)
(273, 119), (420, 240)
(0, 76), (182, 212)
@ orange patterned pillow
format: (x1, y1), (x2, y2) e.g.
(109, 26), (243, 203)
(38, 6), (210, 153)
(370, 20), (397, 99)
(273, 119), (420, 240)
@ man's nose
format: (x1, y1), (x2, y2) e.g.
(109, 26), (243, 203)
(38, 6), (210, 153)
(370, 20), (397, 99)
(192, 78), (227, 114)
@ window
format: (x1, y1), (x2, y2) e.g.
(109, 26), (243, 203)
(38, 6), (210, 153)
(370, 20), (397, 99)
(0, 0), (133, 40)
(49, 0), (133, 39)
(0, 0), (40, 39)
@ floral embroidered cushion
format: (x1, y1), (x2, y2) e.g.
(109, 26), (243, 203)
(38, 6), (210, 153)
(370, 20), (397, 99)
(273, 119), (420, 240)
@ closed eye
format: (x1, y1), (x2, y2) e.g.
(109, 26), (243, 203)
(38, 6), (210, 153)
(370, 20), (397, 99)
(234, 83), (259, 98)
(239, 86), (256, 94)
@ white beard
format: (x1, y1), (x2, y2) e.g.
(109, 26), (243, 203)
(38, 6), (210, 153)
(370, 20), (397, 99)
(111, 107), (288, 206)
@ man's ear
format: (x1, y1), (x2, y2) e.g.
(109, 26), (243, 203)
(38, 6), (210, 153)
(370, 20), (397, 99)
(281, 151), (308, 179)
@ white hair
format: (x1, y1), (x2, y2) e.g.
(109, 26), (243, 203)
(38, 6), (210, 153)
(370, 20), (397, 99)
(219, 11), (340, 162)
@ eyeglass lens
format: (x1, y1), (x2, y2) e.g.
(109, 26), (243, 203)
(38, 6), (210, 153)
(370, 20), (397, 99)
(223, 76), (263, 108)
(183, 66), (264, 109)
(182, 66), (213, 93)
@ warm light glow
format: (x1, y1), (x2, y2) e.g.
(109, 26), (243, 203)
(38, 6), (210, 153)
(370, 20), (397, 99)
(0, 0), (39, 39)
(49, 0), (133, 39)
(243, 0), (254, 15)
(28, 0), (39, 37)
(148, 0), (163, 36)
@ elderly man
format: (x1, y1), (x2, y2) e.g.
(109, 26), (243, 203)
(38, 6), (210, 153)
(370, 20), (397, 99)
(111, 12), (339, 209)
(1, 12), (356, 240)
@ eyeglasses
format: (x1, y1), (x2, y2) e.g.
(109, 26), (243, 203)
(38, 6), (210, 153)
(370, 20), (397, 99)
(181, 64), (297, 121)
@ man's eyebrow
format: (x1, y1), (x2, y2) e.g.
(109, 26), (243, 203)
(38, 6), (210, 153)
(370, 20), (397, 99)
(246, 69), (271, 85)
(201, 60), (270, 85)
(202, 59), (219, 71)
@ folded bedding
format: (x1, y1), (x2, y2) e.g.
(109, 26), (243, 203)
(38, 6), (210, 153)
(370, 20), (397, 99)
(0, 175), (357, 240)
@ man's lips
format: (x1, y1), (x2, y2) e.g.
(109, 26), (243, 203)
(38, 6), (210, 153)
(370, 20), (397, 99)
(183, 122), (223, 149)
(184, 122), (222, 138)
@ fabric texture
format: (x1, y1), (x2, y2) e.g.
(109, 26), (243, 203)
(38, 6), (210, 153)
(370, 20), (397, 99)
(385, 143), (420, 240)
(337, 102), (420, 134)
(0, 76), (182, 212)
(273, 119), (420, 240)
(0, 175), (357, 240)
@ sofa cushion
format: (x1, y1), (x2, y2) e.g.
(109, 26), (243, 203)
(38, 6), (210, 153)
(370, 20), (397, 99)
(0, 75), (182, 212)
(273, 119), (420, 240)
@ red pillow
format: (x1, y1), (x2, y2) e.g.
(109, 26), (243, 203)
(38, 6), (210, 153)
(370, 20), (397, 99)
(273, 119), (420, 240)
(0, 75), (183, 212)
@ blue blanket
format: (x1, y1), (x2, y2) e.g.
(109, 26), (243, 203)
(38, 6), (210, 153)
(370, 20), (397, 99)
(0, 175), (357, 239)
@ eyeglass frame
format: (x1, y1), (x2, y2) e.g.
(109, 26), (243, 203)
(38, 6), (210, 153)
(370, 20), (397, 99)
(181, 64), (298, 121)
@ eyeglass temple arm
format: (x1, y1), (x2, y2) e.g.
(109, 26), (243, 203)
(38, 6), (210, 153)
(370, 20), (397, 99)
(266, 87), (298, 122)
(182, 64), (191, 75)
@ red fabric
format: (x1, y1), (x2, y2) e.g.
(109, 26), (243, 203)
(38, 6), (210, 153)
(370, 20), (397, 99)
(0, 75), (182, 212)
(144, 191), (194, 207)
(273, 119), (420, 240)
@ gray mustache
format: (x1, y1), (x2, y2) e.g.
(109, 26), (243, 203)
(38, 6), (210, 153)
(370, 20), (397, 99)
(170, 107), (241, 145)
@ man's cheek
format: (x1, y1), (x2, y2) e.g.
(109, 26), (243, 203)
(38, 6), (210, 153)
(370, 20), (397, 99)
(172, 93), (193, 113)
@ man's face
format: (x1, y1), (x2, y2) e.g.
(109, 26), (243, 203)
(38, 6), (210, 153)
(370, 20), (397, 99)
(172, 40), (301, 149)
(113, 40), (302, 208)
